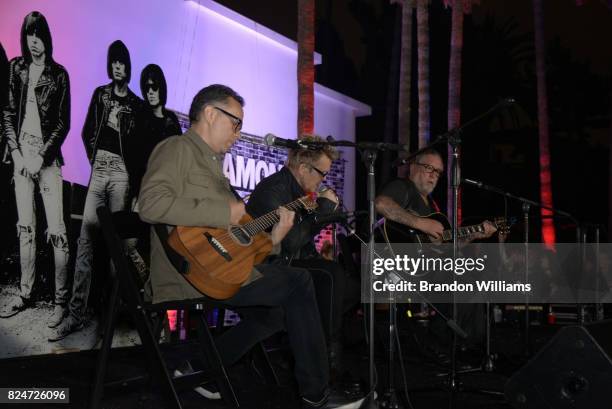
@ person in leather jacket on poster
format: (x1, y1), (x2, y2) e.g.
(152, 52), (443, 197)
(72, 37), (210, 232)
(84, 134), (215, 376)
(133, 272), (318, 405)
(0, 12), (71, 325)
(49, 40), (143, 341)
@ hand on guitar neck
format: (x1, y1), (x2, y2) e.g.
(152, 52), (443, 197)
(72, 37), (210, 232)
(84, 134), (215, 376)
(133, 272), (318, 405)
(470, 220), (498, 241)
(415, 215), (498, 243)
(230, 199), (295, 245)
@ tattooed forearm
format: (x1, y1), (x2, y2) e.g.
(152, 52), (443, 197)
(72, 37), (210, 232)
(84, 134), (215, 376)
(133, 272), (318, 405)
(375, 196), (420, 229)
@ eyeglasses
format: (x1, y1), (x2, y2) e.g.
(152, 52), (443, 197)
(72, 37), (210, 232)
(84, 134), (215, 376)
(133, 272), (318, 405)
(145, 82), (159, 92)
(415, 162), (443, 178)
(308, 164), (329, 178)
(213, 106), (243, 133)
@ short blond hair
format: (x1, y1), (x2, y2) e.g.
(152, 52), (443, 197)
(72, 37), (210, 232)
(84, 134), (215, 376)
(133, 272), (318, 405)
(286, 134), (339, 170)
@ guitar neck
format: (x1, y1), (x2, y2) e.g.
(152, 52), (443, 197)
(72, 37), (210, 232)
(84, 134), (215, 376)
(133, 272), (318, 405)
(416, 223), (486, 242)
(243, 198), (308, 235)
(385, 215), (506, 243)
(443, 223), (486, 241)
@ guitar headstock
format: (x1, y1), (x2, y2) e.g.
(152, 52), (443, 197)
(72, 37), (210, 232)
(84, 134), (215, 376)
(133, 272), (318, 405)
(300, 194), (319, 212)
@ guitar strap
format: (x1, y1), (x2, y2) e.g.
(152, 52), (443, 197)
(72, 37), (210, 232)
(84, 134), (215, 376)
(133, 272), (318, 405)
(429, 196), (441, 213)
(153, 224), (190, 275)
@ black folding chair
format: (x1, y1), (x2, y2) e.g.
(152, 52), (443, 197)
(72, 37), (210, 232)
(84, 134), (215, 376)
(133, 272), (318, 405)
(90, 206), (278, 409)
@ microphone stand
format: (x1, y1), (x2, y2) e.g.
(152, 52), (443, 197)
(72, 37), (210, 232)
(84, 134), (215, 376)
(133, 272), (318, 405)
(448, 130), (461, 408)
(389, 100), (515, 407)
(277, 136), (409, 408)
(358, 141), (467, 409)
(461, 178), (579, 357)
(522, 202), (530, 357)
(362, 147), (381, 409)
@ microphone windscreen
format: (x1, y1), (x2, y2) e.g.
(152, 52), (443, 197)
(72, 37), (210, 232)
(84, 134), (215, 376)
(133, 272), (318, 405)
(264, 133), (276, 146)
(318, 185), (330, 194)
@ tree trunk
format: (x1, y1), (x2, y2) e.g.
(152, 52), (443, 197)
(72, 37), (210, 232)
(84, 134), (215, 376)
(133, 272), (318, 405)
(381, 3), (403, 184)
(533, 0), (556, 245)
(397, 0), (413, 178)
(298, 0), (315, 137)
(447, 0), (464, 223)
(609, 83), (612, 237)
(416, 0), (430, 148)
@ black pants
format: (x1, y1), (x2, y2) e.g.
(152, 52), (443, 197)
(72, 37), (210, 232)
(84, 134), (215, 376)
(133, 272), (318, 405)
(290, 259), (358, 344)
(213, 263), (328, 400)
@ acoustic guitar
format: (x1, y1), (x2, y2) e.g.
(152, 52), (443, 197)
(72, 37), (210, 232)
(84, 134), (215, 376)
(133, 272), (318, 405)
(376, 212), (512, 246)
(168, 194), (318, 299)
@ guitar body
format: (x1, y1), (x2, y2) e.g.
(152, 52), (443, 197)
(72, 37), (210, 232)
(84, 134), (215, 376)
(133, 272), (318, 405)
(378, 213), (451, 244)
(375, 213), (510, 245)
(168, 213), (273, 300)
(166, 194), (318, 300)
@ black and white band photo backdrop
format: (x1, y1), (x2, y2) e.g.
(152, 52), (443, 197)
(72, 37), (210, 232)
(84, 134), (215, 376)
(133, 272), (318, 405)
(0, 0), (370, 358)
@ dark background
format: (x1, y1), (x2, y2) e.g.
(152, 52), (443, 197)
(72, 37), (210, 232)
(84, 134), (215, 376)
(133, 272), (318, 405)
(214, 0), (612, 243)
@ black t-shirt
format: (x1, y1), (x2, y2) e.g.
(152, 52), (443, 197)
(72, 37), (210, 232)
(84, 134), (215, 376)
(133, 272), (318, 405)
(378, 178), (433, 217)
(97, 92), (130, 155)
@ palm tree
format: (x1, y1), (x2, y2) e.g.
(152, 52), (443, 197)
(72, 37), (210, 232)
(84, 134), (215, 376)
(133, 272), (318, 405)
(533, 0), (556, 246)
(394, 0), (414, 178)
(446, 0), (464, 223)
(447, 0), (463, 131)
(416, 0), (430, 149)
(381, 3), (403, 184)
(298, 0), (315, 136)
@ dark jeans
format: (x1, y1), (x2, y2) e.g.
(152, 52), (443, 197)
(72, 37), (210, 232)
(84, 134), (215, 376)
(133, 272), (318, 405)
(212, 263), (329, 400)
(291, 259), (341, 344)
(291, 259), (360, 344)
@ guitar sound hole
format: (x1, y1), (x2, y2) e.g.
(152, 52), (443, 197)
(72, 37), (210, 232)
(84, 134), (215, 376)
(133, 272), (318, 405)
(231, 227), (252, 245)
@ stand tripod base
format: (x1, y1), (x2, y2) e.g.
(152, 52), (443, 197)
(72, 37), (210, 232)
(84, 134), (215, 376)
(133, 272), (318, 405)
(434, 352), (497, 378)
(362, 391), (380, 409)
(483, 354), (496, 373)
(379, 389), (404, 409)
(408, 378), (505, 398)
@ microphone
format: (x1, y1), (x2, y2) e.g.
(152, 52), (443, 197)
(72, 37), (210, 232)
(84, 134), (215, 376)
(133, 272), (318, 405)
(462, 178), (484, 188)
(264, 133), (323, 150)
(318, 185), (330, 194)
(264, 133), (302, 149)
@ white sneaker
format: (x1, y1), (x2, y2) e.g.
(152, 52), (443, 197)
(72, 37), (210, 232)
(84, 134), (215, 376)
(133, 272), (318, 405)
(174, 362), (221, 400)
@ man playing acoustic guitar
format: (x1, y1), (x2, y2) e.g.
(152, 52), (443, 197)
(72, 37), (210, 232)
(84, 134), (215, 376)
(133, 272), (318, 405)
(375, 148), (497, 357)
(139, 84), (363, 409)
(375, 148), (497, 242)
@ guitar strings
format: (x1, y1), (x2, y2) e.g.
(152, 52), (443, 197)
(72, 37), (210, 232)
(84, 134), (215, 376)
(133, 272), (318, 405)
(211, 197), (315, 246)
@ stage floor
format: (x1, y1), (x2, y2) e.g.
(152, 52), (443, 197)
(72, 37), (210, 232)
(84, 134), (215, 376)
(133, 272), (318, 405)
(0, 313), (560, 409)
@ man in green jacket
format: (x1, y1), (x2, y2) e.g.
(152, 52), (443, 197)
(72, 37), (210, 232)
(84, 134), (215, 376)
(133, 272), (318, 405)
(138, 84), (363, 409)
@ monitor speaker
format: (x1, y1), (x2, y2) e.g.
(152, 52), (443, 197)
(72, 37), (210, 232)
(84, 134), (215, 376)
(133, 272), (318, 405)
(505, 320), (612, 409)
